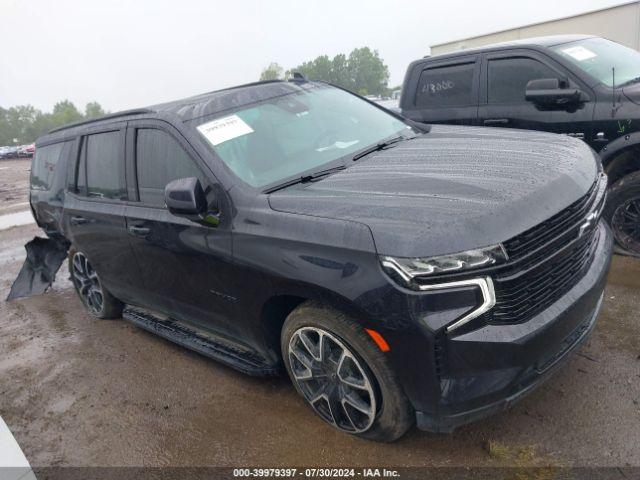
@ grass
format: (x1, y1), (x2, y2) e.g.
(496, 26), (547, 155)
(484, 440), (557, 480)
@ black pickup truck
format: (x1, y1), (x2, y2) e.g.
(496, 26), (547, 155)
(400, 35), (640, 257)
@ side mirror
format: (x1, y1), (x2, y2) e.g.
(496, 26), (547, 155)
(525, 78), (587, 110)
(164, 177), (208, 221)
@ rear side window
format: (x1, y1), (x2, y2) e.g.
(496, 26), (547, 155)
(31, 142), (70, 190)
(78, 131), (126, 200)
(135, 128), (204, 207)
(415, 62), (476, 107)
(488, 57), (557, 104)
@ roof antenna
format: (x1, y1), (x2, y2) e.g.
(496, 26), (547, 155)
(611, 67), (618, 117)
(289, 72), (308, 83)
(612, 67), (616, 108)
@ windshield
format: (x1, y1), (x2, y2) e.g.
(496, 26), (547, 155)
(194, 85), (411, 188)
(551, 37), (640, 87)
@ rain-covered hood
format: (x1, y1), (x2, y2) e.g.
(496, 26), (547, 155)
(269, 125), (599, 258)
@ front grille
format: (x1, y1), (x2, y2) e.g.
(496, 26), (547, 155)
(490, 226), (599, 324)
(503, 180), (598, 260)
(488, 174), (606, 325)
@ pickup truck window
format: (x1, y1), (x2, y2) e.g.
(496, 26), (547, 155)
(415, 63), (475, 108)
(135, 128), (204, 207)
(80, 131), (126, 200)
(488, 57), (556, 104)
(551, 37), (640, 87)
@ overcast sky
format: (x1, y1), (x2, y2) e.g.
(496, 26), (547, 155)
(0, 0), (628, 112)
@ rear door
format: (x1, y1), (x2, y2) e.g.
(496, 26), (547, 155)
(63, 124), (145, 304)
(401, 55), (480, 125)
(479, 49), (595, 137)
(123, 119), (238, 338)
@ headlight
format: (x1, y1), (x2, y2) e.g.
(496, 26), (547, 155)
(380, 244), (508, 288)
(380, 247), (505, 332)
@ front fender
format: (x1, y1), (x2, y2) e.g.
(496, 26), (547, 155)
(599, 130), (640, 165)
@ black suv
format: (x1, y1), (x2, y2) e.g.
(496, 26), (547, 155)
(28, 80), (612, 441)
(401, 35), (640, 257)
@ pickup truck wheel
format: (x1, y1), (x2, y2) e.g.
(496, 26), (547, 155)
(281, 302), (413, 442)
(605, 172), (640, 258)
(69, 249), (123, 319)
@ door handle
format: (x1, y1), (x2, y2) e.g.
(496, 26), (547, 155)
(483, 118), (510, 126)
(70, 216), (88, 225)
(128, 226), (151, 236)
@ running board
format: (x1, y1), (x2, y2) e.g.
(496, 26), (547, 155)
(122, 306), (279, 377)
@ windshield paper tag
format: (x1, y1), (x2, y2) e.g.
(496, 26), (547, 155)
(197, 115), (254, 146)
(561, 46), (597, 61)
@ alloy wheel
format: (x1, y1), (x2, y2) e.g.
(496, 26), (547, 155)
(611, 197), (640, 255)
(288, 326), (377, 433)
(71, 252), (105, 315)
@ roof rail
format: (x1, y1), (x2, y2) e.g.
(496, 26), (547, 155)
(48, 108), (154, 134)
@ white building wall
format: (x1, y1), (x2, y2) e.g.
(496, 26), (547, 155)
(430, 1), (640, 56)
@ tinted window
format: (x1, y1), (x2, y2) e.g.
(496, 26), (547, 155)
(31, 142), (70, 190)
(488, 57), (557, 104)
(82, 131), (126, 200)
(415, 63), (476, 107)
(135, 129), (204, 206)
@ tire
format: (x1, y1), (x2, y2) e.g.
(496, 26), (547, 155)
(69, 248), (123, 319)
(281, 301), (414, 442)
(604, 171), (640, 258)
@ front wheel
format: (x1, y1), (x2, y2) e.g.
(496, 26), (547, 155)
(69, 249), (123, 319)
(281, 302), (414, 442)
(604, 172), (640, 258)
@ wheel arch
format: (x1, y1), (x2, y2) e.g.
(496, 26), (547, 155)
(600, 137), (640, 185)
(259, 287), (373, 365)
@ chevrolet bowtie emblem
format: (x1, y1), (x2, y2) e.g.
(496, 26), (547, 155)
(578, 212), (598, 238)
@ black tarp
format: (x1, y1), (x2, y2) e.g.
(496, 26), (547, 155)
(6, 237), (69, 301)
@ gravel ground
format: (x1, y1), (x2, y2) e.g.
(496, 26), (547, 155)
(0, 159), (638, 471)
(0, 158), (31, 215)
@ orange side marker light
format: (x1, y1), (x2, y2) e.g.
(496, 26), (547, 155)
(365, 328), (390, 352)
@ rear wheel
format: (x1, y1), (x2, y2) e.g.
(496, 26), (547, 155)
(281, 302), (413, 442)
(605, 172), (640, 257)
(69, 249), (123, 319)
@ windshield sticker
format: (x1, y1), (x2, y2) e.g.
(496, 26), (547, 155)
(561, 46), (597, 61)
(197, 114), (254, 146)
(315, 140), (360, 152)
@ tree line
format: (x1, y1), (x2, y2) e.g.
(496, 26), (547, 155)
(0, 100), (107, 146)
(3, 47), (393, 145)
(260, 47), (398, 97)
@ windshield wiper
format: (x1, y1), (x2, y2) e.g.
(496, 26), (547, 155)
(264, 165), (347, 193)
(264, 135), (413, 193)
(352, 136), (407, 162)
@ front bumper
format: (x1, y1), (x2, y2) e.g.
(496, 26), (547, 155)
(415, 222), (613, 433)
